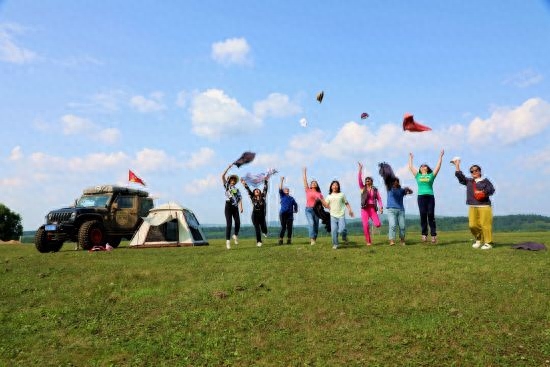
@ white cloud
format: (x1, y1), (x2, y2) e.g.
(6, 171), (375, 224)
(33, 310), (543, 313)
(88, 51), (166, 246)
(253, 93), (302, 119)
(96, 128), (121, 144)
(0, 23), (36, 64)
(133, 148), (178, 172)
(130, 93), (166, 113)
(60, 114), (120, 144)
(183, 174), (218, 195)
(28, 151), (128, 173)
(184, 147), (215, 169)
(190, 88), (261, 139)
(468, 98), (550, 144)
(249, 153), (282, 170)
(61, 114), (95, 135)
(67, 152), (128, 172)
(211, 37), (252, 66)
(503, 69), (544, 88)
(9, 146), (23, 161)
(522, 146), (550, 174)
(67, 90), (126, 113)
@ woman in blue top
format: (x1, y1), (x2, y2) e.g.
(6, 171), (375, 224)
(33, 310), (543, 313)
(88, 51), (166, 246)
(385, 177), (413, 246)
(278, 176), (298, 245)
(408, 150), (444, 243)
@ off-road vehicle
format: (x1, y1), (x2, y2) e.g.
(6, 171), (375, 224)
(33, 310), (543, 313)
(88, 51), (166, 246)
(35, 185), (154, 252)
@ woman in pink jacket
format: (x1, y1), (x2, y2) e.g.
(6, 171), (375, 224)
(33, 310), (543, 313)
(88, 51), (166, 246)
(358, 162), (383, 246)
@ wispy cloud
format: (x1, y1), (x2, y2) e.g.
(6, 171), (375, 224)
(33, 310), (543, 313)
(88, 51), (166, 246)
(60, 114), (121, 144)
(183, 174), (218, 195)
(130, 92), (166, 113)
(253, 93), (302, 119)
(183, 147), (215, 169)
(190, 88), (260, 139)
(9, 146), (23, 161)
(0, 23), (36, 64)
(133, 148), (178, 172)
(211, 37), (252, 66)
(502, 69), (544, 88)
(468, 98), (550, 144)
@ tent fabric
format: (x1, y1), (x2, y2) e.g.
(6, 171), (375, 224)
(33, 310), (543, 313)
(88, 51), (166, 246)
(129, 202), (209, 248)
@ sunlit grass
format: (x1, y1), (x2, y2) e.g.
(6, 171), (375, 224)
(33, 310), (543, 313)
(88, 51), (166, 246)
(1, 230), (549, 366)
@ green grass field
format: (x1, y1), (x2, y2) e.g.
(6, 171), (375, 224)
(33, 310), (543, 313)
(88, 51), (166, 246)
(1, 231), (549, 366)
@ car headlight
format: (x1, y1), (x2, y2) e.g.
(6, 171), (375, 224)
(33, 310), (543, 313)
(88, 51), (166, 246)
(69, 212), (76, 221)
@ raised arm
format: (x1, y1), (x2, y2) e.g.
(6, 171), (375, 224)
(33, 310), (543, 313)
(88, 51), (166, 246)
(408, 153), (418, 176)
(240, 178), (253, 198)
(221, 163), (233, 185)
(453, 159), (468, 185)
(433, 149), (445, 176)
(280, 176), (284, 190)
(357, 162), (365, 190)
(302, 167), (309, 190)
(262, 179), (269, 197)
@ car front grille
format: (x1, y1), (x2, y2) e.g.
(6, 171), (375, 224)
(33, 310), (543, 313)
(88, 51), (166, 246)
(48, 212), (73, 224)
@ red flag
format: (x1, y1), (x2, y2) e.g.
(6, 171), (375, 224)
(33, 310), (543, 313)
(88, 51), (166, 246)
(128, 170), (146, 186)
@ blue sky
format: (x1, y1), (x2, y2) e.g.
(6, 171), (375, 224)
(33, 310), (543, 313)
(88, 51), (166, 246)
(1, 1), (550, 230)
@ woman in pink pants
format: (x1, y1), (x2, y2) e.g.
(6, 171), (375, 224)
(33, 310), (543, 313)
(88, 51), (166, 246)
(358, 162), (383, 246)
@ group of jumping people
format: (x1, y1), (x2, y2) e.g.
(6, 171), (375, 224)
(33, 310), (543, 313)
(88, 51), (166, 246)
(221, 149), (496, 250)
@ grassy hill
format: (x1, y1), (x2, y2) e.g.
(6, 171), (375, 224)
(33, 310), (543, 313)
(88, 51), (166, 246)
(1, 230), (549, 366)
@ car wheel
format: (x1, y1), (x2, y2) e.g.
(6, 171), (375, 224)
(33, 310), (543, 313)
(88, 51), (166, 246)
(78, 220), (106, 250)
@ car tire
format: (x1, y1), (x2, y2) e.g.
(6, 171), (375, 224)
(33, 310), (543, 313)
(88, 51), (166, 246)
(78, 220), (106, 250)
(35, 227), (64, 253)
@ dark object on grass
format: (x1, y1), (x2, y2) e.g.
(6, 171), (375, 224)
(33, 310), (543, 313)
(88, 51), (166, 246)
(511, 242), (547, 251)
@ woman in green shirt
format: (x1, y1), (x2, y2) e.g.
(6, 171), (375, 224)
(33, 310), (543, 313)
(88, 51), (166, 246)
(408, 150), (444, 243)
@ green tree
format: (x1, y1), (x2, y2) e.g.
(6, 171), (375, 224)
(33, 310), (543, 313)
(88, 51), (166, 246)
(0, 203), (23, 241)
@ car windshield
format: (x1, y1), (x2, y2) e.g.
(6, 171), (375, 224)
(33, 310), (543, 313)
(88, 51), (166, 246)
(76, 194), (111, 208)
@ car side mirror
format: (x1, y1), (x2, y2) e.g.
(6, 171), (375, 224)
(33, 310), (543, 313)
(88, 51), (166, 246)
(112, 202), (118, 210)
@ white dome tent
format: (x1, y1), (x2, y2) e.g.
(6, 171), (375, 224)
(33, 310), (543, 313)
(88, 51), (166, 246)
(129, 202), (208, 248)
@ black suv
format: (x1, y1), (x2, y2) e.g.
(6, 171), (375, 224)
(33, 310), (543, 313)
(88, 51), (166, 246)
(35, 185), (154, 252)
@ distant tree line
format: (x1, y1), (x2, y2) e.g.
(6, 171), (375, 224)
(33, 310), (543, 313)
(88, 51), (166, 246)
(18, 214), (550, 243)
(200, 214), (550, 240)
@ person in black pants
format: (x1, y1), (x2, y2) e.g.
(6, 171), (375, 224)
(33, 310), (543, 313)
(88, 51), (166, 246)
(241, 178), (269, 247)
(278, 176), (298, 244)
(222, 163), (243, 250)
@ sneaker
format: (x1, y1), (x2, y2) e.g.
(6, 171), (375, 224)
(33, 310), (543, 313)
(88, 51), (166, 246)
(257, 242), (262, 247)
(262, 232), (268, 238)
(286, 239), (291, 245)
(366, 243), (372, 247)
(390, 241), (395, 246)
(431, 236), (437, 244)
(472, 241), (482, 249)
(332, 245), (338, 250)
(400, 240), (406, 246)
(481, 243), (493, 250)
(74, 245), (81, 251)
(232, 234), (239, 245)
(278, 238), (283, 245)
(310, 239), (316, 245)
(422, 235), (427, 242)
(226, 240), (231, 250)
